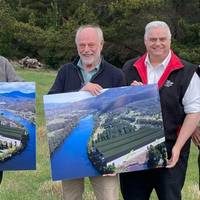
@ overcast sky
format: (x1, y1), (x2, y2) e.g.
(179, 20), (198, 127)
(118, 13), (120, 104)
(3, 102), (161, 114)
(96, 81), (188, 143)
(0, 82), (35, 94)
(43, 89), (108, 104)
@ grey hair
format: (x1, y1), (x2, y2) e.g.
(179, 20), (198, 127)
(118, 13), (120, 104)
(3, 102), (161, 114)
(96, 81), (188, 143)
(144, 21), (172, 40)
(75, 24), (104, 44)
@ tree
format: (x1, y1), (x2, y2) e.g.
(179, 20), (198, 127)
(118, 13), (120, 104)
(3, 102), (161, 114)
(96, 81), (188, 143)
(2, 0), (200, 67)
(0, 0), (15, 56)
(99, 0), (164, 67)
(13, 21), (45, 58)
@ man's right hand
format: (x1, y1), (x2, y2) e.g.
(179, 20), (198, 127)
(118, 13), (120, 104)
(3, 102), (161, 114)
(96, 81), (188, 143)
(81, 82), (103, 96)
(130, 80), (143, 86)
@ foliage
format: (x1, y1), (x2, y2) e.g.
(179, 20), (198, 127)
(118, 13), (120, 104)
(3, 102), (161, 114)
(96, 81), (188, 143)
(147, 143), (167, 168)
(1, 0), (200, 68)
(172, 19), (200, 64)
(13, 21), (45, 58)
(0, 0), (15, 57)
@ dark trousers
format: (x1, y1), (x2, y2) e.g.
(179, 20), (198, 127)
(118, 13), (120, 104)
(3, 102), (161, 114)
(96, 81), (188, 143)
(120, 139), (191, 200)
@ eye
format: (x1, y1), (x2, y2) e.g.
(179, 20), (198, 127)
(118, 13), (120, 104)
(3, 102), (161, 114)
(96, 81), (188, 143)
(88, 43), (95, 48)
(160, 38), (167, 42)
(79, 44), (86, 49)
(150, 38), (157, 42)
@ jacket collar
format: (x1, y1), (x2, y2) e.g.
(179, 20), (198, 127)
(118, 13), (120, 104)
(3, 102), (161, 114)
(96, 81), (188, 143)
(133, 50), (184, 88)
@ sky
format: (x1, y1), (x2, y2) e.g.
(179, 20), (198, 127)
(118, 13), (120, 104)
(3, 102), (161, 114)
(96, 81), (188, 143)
(43, 89), (109, 104)
(44, 90), (94, 104)
(0, 82), (35, 94)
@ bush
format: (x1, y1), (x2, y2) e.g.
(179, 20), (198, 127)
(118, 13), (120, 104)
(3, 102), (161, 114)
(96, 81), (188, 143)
(0, 0), (15, 57)
(12, 21), (44, 59)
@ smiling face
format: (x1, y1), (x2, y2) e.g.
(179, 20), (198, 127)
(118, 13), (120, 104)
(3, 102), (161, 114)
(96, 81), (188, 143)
(144, 27), (171, 63)
(76, 27), (103, 69)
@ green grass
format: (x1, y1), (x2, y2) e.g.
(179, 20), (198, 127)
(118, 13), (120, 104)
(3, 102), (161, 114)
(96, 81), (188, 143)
(16, 68), (56, 127)
(1, 68), (199, 200)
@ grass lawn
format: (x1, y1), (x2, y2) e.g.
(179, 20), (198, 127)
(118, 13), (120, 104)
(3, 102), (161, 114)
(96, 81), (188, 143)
(0, 68), (199, 200)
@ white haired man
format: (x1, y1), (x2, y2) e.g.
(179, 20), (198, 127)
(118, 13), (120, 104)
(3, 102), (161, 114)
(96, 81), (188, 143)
(49, 24), (125, 200)
(120, 21), (200, 200)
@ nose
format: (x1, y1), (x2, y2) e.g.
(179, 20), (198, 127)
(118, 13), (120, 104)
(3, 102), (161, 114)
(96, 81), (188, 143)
(84, 44), (90, 51)
(155, 39), (161, 45)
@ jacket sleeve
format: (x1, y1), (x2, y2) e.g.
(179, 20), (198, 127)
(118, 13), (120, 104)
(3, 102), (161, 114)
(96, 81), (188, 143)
(116, 69), (126, 87)
(48, 66), (66, 94)
(5, 59), (22, 82)
(122, 59), (135, 86)
(196, 65), (200, 77)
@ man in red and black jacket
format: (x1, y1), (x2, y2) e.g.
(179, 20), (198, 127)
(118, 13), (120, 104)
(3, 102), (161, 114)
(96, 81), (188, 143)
(120, 21), (200, 200)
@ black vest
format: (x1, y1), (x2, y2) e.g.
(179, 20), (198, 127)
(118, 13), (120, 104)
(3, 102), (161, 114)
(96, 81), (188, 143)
(123, 58), (197, 141)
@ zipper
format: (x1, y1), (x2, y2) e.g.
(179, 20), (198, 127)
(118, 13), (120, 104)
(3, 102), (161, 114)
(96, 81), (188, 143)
(72, 63), (85, 87)
(90, 67), (104, 82)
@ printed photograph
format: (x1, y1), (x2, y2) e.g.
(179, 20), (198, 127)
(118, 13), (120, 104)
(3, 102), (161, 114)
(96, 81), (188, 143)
(44, 84), (167, 181)
(0, 82), (36, 170)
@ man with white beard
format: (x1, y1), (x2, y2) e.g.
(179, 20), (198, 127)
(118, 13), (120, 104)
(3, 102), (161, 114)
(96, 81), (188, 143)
(49, 24), (125, 200)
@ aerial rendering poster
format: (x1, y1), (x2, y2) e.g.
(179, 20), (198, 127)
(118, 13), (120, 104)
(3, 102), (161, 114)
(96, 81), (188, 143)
(44, 84), (167, 181)
(0, 82), (36, 170)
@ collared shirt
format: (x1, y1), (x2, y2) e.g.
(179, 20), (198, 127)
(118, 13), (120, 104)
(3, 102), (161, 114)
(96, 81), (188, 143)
(77, 59), (100, 83)
(145, 51), (200, 113)
(145, 51), (171, 84)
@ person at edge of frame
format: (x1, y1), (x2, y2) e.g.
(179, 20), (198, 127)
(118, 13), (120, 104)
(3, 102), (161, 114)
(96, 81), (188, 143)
(48, 24), (125, 200)
(0, 55), (22, 184)
(120, 20), (200, 200)
(192, 64), (200, 191)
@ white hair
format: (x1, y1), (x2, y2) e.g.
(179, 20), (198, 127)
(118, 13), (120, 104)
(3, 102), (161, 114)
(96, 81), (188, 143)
(144, 21), (172, 40)
(75, 24), (104, 44)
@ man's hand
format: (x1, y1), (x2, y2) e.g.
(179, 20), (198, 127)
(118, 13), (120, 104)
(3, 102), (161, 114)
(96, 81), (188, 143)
(192, 127), (200, 147)
(130, 80), (143, 86)
(81, 82), (103, 96)
(167, 114), (200, 168)
(166, 145), (181, 168)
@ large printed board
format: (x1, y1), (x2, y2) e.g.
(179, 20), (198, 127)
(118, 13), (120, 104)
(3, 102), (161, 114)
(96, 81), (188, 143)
(44, 84), (167, 181)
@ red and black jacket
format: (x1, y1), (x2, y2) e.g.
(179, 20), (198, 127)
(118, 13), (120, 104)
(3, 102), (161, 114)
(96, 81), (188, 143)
(123, 51), (197, 141)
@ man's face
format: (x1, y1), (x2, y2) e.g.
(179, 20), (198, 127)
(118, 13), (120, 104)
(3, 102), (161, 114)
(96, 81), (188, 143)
(144, 27), (171, 60)
(76, 28), (103, 68)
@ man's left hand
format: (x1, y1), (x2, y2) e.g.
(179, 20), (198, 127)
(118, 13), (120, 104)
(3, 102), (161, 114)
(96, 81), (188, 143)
(192, 127), (200, 147)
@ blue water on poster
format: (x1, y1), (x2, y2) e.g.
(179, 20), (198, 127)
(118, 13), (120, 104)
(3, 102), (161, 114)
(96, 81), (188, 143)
(0, 110), (36, 170)
(51, 115), (100, 181)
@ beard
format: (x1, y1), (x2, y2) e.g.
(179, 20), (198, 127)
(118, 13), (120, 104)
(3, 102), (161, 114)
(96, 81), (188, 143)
(80, 54), (101, 67)
(81, 56), (95, 66)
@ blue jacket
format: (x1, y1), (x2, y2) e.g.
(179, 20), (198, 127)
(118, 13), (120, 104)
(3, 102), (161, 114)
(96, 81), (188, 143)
(49, 57), (125, 94)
